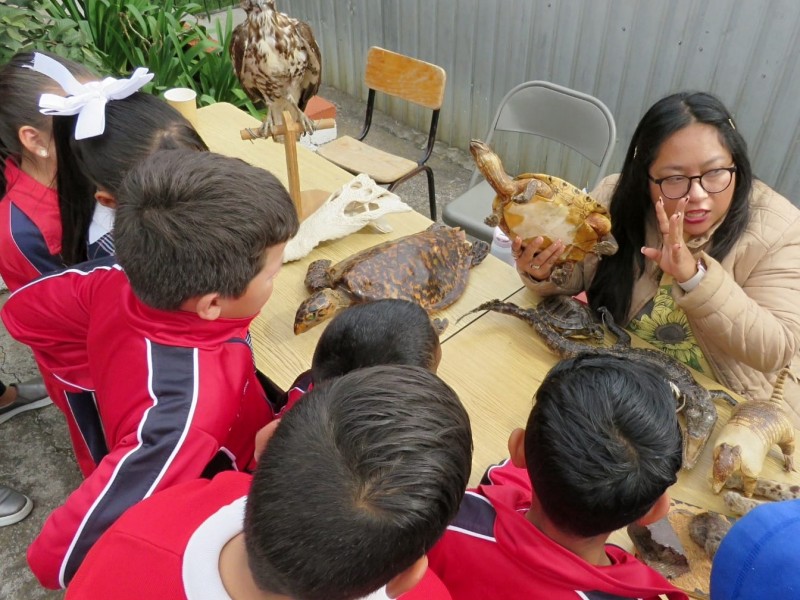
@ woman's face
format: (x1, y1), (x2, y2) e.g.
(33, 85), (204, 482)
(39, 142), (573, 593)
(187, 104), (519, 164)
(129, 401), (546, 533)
(647, 122), (736, 238)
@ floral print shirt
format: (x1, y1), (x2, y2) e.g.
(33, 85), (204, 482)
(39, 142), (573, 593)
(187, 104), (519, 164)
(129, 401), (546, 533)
(628, 272), (713, 377)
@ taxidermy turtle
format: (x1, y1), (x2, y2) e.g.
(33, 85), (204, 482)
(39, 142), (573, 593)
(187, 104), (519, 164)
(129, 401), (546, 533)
(471, 139), (618, 285)
(293, 224), (490, 334)
(532, 295), (604, 341)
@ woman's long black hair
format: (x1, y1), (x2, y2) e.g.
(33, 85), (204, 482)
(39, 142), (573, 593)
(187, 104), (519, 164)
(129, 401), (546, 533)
(588, 91), (753, 324)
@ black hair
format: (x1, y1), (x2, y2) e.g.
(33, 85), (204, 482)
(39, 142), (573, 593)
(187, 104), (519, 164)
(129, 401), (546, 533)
(588, 91), (753, 323)
(52, 91), (209, 265)
(0, 51), (94, 194)
(310, 299), (440, 382)
(245, 365), (473, 600)
(114, 149), (299, 309)
(525, 354), (682, 537)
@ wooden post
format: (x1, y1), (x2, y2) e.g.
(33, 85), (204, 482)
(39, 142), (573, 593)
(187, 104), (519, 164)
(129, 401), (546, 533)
(280, 110), (303, 214)
(239, 115), (337, 220)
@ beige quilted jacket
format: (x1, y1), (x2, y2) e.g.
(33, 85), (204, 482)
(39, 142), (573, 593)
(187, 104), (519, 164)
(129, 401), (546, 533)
(522, 175), (800, 426)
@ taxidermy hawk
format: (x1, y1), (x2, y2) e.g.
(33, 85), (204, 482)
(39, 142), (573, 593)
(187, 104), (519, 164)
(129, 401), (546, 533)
(230, 0), (322, 136)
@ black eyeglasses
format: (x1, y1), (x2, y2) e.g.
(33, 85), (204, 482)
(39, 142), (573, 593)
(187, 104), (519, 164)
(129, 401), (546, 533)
(648, 166), (737, 199)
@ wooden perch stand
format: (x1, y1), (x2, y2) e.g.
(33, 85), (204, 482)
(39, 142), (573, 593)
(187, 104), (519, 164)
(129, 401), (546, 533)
(240, 112), (336, 220)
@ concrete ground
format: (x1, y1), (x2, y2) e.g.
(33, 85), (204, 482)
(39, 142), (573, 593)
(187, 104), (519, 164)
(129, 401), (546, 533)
(0, 81), (475, 597)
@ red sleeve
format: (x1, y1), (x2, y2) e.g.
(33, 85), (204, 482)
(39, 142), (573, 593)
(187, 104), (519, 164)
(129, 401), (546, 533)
(0, 185), (64, 291)
(64, 529), (185, 600)
(1, 262), (118, 388)
(29, 423), (221, 589)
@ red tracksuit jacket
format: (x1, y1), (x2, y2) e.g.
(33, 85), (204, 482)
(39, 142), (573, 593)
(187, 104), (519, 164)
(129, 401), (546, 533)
(0, 157), (63, 292)
(66, 471), (452, 600)
(2, 260), (274, 589)
(428, 461), (688, 600)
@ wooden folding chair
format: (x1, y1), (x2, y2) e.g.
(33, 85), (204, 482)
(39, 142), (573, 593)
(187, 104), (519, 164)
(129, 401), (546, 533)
(317, 47), (446, 220)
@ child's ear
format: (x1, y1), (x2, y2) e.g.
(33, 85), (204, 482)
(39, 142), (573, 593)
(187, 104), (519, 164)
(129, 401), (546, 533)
(18, 125), (51, 157)
(384, 555), (428, 599)
(191, 293), (222, 321)
(254, 420), (280, 461)
(636, 492), (671, 526)
(508, 428), (527, 469)
(94, 189), (117, 209)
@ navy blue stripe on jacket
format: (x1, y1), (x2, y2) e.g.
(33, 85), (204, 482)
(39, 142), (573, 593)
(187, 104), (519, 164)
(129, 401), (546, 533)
(447, 491), (498, 542)
(10, 203), (61, 275)
(61, 340), (199, 585)
(65, 390), (109, 466)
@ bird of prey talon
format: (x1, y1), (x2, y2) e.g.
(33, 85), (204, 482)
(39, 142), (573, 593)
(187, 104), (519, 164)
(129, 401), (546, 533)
(231, 0), (322, 138)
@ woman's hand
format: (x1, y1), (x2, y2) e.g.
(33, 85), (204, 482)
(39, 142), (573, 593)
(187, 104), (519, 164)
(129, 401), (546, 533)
(641, 197), (698, 282)
(512, 236), (565, 281)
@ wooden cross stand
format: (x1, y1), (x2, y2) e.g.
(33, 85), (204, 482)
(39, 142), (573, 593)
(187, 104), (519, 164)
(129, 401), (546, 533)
(240, 111), (336, 220)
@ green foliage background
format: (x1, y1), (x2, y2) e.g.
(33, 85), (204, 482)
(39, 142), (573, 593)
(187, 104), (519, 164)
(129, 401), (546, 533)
(0, 0), (260, 116)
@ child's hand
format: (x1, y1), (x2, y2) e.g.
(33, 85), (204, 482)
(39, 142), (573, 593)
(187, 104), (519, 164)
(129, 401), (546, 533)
(641, 197), (698, 282)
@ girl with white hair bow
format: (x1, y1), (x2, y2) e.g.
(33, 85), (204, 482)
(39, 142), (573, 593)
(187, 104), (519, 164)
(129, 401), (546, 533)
(27, 52), (209, 265)
(0, 50), (94, 292)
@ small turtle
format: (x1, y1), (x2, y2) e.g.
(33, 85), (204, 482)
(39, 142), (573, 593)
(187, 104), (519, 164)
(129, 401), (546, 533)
(535, 295), (604, 341)
(294, 224), (490, 334)
(471, 139), (618, 285)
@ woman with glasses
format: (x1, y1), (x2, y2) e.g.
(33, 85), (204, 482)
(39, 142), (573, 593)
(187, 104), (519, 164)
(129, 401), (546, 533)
(514, 91), (800, 426)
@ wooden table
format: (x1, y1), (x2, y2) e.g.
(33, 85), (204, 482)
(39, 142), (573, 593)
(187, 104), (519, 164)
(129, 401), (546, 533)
(196, 102), (525, 389)
(440, 286), (800, 557)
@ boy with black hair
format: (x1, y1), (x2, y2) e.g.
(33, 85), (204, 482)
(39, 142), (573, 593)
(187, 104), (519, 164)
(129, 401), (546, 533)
(66, 365), (473, 600)
(428, 354), (689, 600)
(284, 298), (441, 407)
(2, 149), (299, 589)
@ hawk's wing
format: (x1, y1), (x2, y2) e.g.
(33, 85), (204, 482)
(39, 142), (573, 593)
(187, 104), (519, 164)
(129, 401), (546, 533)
(296, 20), (321, 112)
(229, 22), (260, 104)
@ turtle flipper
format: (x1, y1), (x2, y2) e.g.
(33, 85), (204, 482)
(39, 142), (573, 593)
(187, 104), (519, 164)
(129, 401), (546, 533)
(470, 240), (491, 267)
(484, 214), (500, 227)
(304, 259), (333, 291)
(549, 262), (574, 287)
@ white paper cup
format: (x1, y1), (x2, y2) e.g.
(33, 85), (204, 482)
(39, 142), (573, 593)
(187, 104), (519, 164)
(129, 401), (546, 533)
(164, 87), (198, 125)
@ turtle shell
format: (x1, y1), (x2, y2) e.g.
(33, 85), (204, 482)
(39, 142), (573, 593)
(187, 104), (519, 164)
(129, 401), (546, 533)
(470, 139), (618, 265)
(535, 295), (603, 341)
(329, 226), (477, 311)
(492, 173), (615, 262)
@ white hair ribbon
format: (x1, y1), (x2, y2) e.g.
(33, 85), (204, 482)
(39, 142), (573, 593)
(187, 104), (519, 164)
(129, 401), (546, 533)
(27, 52), (154, 140)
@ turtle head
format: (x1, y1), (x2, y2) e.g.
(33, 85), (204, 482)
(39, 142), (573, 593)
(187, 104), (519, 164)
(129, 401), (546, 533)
(293, 289), (347, 334)
(469, 140), (518, 200)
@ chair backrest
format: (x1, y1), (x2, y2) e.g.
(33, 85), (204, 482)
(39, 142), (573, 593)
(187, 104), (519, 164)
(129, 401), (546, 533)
(470, 81), (616, 189)
(364, 47), (446, 110)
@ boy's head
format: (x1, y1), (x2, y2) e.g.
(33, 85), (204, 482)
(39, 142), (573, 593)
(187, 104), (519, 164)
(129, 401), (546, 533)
(115, 148), (299, 314)
(515, 354), (682, 538)
(311, 299), (441, 382)
(245, 365), (473, 600)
